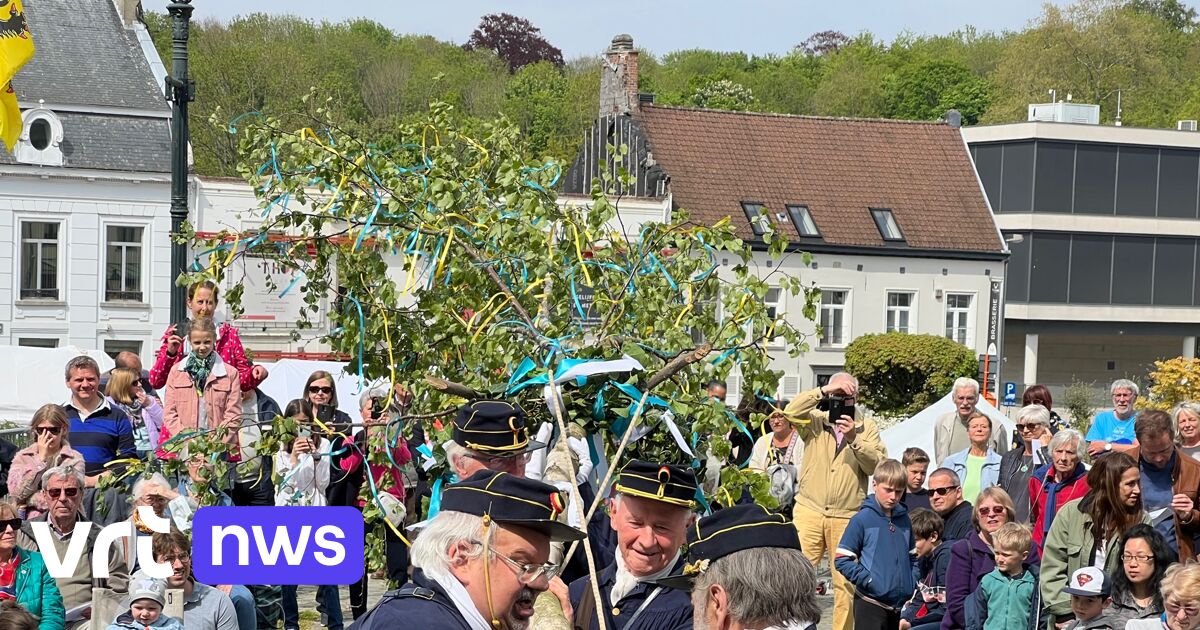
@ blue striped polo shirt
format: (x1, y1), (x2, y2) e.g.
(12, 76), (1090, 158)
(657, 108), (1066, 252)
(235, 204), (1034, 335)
(61, 399), (136, 475)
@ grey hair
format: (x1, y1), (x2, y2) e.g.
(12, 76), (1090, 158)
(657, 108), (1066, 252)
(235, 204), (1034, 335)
(444, 440), (468, 469)
(929, 467), (960, 485)
(1111, 379), (1139, 397)
(64, 355), (100, 380)
(42, 464), (85, 491)
(130, 474), (172, 503)
(1174, 403), (1200, 436)
(829, 372), (858, 388)
(410, 510), (487, 574)
(357, 387), (390, 411)
(1017, 404), (1050, 426)
(1048, 428), (1085, 459)
(952, 377), (980, 397)
(690, 547), (821, 627)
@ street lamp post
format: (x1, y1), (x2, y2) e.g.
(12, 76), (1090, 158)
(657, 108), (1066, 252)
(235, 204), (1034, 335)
(166, 0), (194, 324)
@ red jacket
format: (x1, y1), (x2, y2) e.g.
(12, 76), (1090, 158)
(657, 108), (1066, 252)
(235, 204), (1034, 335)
(1028, 463), (1090, 549)
(148, 321), (263, 393)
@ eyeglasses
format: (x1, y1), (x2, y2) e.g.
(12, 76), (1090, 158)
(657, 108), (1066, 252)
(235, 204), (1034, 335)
(1014, 423), (1044, 432)
(308, 386), (333, 395)
(467, 452), (532, 468)
(158, 553), (190, 565)
(1166, 600), (1200, 618)
(978, 506), (1007, 517)
(489, 547), (560, 584)
(0, 519), (20, 533)
(46, 487), (79, 499)
(1121, 554), (1154, 565)
(929, 486), (960, 496)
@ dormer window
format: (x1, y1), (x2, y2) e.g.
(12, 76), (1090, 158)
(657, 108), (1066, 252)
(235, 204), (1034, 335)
(870, 208), (905, 242)
(15, 105), (64, 167)
(787, 204), (820, 237)
(741, 201), (769, 236)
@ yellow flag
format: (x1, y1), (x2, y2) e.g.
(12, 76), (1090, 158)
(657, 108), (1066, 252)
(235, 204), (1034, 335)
(0, 0), (34, 152)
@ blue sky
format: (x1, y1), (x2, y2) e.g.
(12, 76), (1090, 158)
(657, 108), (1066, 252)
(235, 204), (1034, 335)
(198, 0), (1071, 58)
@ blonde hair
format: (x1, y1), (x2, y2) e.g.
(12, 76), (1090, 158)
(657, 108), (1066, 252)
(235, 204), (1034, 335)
(991, 522), (1032, 554)
(105, 367), (141, 405)
(873, 459), (907, 488)
(28, 404), (69, 441)
(0, 499), (19, 520)
(972, 486), (1017, 530)
(1162, 563), (1200, 605)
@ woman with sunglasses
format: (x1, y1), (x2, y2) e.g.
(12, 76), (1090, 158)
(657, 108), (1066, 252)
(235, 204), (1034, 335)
(998, 404), (1051, 524)
(940, 486), (1028, 630)
(7, 405), (83, 520)
(0, 499), (63, 630)
(105, 367), (165, 458)
(1110, 524), (1172, 628)
(1028, 429), (1089, 552)
(1041, 452), (1148, 628)
(1127, 563), (1200, 630)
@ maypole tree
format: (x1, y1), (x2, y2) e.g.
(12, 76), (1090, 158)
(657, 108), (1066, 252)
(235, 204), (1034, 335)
(176, 93), (818, 522)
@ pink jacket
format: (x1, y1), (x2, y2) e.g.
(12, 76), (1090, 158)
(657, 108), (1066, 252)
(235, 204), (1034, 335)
(163, 355), (242, 448)
(339, 432), (412, 507)
(7, 445), (85, 517)
(148, 321), (263, 393)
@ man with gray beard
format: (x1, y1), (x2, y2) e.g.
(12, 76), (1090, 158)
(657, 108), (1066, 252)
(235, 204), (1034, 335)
(660, 504), (820, 630)
(349, 470), (584, 630)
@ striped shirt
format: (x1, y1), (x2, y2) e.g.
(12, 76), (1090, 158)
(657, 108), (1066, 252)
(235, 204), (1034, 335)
(61, 399), (136, 475)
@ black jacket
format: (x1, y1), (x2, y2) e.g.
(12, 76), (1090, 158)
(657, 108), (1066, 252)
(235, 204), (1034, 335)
(349, 570), (469, 630)
(941, 500), (975, 543)
(998, 446), (1046, 524)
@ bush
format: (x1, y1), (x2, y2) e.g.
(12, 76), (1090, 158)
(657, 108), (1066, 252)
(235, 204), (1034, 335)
(843, 333), (977, 418)
(1062, 381), (1098, 433)
(1140, 356), (1200, 412)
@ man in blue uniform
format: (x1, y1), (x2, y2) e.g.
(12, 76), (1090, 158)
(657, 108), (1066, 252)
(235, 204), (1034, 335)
(349, 470), (585, 630)
(660, 504), (821, 630)
(445, 399), (547, 480)
(568, 460), (698, 630)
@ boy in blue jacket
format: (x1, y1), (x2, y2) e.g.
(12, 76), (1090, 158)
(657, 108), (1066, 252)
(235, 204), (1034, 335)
(837, 459), (921, 630)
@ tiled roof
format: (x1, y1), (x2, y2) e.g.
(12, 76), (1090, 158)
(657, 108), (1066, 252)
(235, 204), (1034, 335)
(633, 105), (1005, 255)
(0, 112), (171, 172)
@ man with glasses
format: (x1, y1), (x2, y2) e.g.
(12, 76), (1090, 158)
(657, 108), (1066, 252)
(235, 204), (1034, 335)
(927, 468), (974, 542)
(1129, 410), (1200, 560)
(568, 460), (698, 630)
(351, 470), (584, 629)
(146, 529), (238, 630)
(934, 377), (1006, 464)
(1087, 379), (1142, 457)
(17, 465), (128, 627)
(445, 400), (546, 481)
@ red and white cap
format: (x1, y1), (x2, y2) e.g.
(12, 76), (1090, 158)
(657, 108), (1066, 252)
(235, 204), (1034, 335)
(1062, 566), (1111, 597)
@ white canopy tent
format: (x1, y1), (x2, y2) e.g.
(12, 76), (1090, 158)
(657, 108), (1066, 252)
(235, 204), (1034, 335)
(0, 345), (115, 423)
(880, 392), (1017, 467)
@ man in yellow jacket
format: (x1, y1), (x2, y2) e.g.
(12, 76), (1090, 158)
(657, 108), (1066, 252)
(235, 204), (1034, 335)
(784, 372), (887, 630)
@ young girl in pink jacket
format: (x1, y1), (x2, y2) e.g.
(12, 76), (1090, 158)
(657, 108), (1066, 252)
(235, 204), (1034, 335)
(148, 280), (267, 393)
(162, 317), (243, 454)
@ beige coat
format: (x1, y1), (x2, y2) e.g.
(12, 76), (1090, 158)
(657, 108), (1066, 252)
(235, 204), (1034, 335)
(784, 387), (887, 518)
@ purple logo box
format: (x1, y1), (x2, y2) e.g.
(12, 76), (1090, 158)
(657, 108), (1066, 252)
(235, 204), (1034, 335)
(192, 506), (364, 585)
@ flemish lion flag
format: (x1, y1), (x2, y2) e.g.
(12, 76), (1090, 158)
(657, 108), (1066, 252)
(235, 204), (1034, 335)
(0, 0), (34, 152)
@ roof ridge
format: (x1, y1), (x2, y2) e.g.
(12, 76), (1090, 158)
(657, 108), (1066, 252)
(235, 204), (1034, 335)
(640, 103), (951, 126)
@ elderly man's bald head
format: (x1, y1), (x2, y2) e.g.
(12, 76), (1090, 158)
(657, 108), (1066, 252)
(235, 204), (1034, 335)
(114, 351), (143, 372)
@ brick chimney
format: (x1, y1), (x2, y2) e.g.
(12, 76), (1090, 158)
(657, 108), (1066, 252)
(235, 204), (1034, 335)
(599, 34), (639, 117)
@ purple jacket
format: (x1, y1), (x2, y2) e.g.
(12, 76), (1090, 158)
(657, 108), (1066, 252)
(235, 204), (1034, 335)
(941, 530), (1041, 630)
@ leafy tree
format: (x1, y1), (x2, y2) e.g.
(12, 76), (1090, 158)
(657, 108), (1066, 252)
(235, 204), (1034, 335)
(888, 59), (991, 123)
(796, 30), (851, 56)
(810, 37), (891, 117)
(690, 78), (756, 111)
(843, 333), (977, 418)
(185, 98), (820, 508)
(1129, 0), (1198, 31)
(464, 13), (564, 73)
(1139, 357), (1198, 411)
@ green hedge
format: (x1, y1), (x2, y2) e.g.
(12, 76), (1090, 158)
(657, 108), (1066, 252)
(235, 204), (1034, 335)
(843, 332), (977, 418)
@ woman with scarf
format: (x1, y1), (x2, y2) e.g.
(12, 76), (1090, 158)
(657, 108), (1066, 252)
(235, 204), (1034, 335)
(161, 317), (242, 454)
(105, 367), (164, 458)
(1028, 428), (1089, 551)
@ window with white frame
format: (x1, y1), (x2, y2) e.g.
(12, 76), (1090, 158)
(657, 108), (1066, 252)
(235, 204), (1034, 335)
(763, 287), (783, 341)
(819, 289), (849, 346)
(19, 221), (60, 300)
(18, 338), (58, 348)
(105, 225), (145, 302)
(886, 291), (915, 333)
(945, 293), (974, 346)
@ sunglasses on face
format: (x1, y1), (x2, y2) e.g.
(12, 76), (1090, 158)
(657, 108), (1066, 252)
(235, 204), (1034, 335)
(929, 486), (960, 496)
(0, 519), (20, 533)
(308, 386), (333, 395)
(46, 487), (79, 499)
(1015, 423), (1043, 432)
(34, 426), (61, 436)
(978, 506), (1006, 516)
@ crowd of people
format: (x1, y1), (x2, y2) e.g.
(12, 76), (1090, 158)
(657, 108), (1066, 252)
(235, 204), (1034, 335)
(0, 277), (1196, 630)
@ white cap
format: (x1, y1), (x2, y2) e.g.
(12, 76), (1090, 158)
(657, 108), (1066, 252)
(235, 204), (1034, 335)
(1062, 566), (1110, 597)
